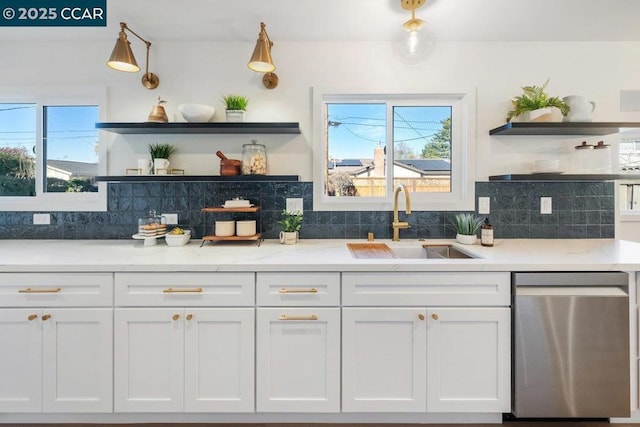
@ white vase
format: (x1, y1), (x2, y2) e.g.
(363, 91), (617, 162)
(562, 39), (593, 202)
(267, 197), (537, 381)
(456, 233), (477, 245)
(225, 110), (246, 123)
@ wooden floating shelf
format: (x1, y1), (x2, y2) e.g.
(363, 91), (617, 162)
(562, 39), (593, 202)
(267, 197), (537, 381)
(489, 173), (640, 181)
(95, 175), (299, 183)
(95, 122), (301, 135)
(489, 122), (640, 136)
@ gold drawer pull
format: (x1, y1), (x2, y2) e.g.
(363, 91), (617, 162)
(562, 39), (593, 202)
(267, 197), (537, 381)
(279, 314), (318, 321)
(172, 314), (180, 321)
(163, 287), (204, 293)
(278, 288), (318, 294)
(28, 314), (38, 321)
(418, 314), (425, 320)
(19, 288), (61, 294)
(186, 314), (193, 321)
(432, 313), (439, 320)
(42, 314), (51, 321)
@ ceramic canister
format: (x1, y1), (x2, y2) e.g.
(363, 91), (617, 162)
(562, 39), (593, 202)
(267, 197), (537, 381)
(215, 220), (235, 236)
(236, 220), (256, 236)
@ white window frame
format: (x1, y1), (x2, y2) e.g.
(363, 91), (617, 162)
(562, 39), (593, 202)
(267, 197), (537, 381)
(312, 88), (476, 211)
(0, 87), (107, 212)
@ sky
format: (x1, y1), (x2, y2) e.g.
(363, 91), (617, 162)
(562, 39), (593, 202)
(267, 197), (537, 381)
(0, 103), (98, 164)
(327, 103), (451, 160)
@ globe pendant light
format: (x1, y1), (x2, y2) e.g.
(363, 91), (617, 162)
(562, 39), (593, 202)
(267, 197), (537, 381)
(392, 0), (436, 66)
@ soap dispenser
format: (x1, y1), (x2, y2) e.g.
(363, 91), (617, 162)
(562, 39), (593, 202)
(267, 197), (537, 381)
(481, 218), (494, 247)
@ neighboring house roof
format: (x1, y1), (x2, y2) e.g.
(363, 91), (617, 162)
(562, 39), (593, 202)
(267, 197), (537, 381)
(395, 159), (451, 175)
(46, 160), (98, 178)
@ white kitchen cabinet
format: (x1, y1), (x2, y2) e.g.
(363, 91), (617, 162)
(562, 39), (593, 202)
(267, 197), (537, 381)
(426, 307), (511, 413)
(342, 307), (427, 412)
(256, 307), (341, 412)
(114, 307), (254, 413)
(0, 308), (113, 413)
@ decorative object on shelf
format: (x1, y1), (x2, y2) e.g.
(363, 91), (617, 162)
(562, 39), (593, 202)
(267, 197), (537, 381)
(451, 213), (483, 245)
(216, 150), (242, 176)
(392, 0), (436, 66)
(136, 158), (153, 175)
(562, 95), (596, 122)
(224, 198), (252, 208)
(178, 104), (216, 122)
(107, 21), (159, 89)
(236, 220), (257, 237)
(148, 143), (176, 175)
(506, 79), (569, 123)
(593, 140), (612, 173)
(215, 220), (235, 237)
(221, 94), (249, 122)
(242, 140), (268, 175)
(573, 141), (595, 173)
(278, 209), (303, 245)
(148, 97), (169, 123)
(248, 22), (279, 89)
(201, 205), (263, 246)
(533, 159), (561, 174)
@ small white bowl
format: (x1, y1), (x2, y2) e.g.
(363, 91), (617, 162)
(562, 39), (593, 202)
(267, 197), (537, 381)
(178, 104), (216, 122)
(165, 230), (191, 247)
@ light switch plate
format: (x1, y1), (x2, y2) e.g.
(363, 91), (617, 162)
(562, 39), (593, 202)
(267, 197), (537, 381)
(161, 213), (178, 225)
(33, 213), (50, 225)
(478, 197), (490, 214)
(286, 198), (303, 214)
(541, 197), (552, 214)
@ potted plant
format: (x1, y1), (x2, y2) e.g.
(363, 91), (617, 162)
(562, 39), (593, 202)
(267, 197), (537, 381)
(278, 209), (303, 245)
(221, 94), (249, 123)
(506, 78), (569, 123)
(148, 143), (176, 175)
(451, 213), (484, 245)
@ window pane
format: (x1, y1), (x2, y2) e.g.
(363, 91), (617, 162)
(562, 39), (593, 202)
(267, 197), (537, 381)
(326, 103), (386, 197)
(393, 106), (451, 193)
(0, 103), (36, 196)
(44, 105), (98, 193)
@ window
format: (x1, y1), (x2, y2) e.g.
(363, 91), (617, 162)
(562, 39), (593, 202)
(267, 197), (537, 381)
(0, 87), (106, 211)
(313, 90), (475, 211)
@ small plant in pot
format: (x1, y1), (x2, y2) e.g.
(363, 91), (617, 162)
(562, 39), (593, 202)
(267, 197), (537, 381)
(451, 213), (484, 245)
(278, 209), (303, 245)
(221, 94), (249, 123)
(506, 78), (569, 123)
(148, 143), (176, 175)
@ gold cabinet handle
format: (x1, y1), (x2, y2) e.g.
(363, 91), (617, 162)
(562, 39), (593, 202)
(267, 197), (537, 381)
(186, 314), (193, 321)
(42, 314), (51, 321)
(19, 288), (61, 294)
(279, 288), (318, 294)
(279, 314), (318, 321)
(28, 314), (38, 321)
(172, 314), (180, 321)
(432, 313), (439, 320)
(418, 314), (425, 320)
(163, 287), (204, 293)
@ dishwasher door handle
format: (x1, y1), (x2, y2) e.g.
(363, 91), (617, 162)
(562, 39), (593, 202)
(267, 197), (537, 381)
(515, 286), (628, 297)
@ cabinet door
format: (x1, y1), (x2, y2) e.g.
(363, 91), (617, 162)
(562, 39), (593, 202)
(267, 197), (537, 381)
(184, 308), (254, 412)
(426, 307), (510, 413)
(342, 307), (427, 412)
(42, 308), (113, 412)
(0, 309), (42, 412)
(114, 308), (184, 412)
(256, 308), (340, 412)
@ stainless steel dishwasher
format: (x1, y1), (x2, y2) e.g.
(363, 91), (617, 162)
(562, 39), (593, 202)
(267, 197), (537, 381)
(513, 272), (630, 418)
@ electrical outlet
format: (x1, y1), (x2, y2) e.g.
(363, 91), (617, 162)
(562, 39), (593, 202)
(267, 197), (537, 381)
(286, 198), (303, 214)
(541, 197), (552, 214)
(33, 213), (50, 225)
(161, 213), (178, 225)
(478, 197), (490, 214)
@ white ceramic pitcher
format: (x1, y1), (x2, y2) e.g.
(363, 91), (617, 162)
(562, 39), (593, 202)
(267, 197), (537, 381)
(563, 95), (596, 122)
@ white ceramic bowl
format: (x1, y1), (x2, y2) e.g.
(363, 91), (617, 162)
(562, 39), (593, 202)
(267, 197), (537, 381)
(178, 104), (216, 122)
(534, 159), (560, 173)
(165, 230), (191, 247)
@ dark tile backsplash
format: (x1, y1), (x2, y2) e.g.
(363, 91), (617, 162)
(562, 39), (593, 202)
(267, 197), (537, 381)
(0, 181), (615, 239)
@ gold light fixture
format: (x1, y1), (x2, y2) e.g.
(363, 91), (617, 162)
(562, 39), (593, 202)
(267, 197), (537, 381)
(107, 22), (160, 89)
(393, 0), (436, 66)
(248, 22), (279, 89)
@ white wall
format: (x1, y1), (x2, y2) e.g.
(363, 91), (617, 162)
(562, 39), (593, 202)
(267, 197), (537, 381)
(2, 39), (640, 180)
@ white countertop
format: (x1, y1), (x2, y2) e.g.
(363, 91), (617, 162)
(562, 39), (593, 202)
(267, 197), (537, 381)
(3, 238), (640, 272)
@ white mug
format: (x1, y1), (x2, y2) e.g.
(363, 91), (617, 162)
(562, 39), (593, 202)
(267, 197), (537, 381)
(137, 158), (153, 175)
(279, 231), (298, 245)
(154, 158), (170, 175)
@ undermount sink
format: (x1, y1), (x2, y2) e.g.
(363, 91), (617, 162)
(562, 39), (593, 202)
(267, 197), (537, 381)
(346, 242), (478, 259)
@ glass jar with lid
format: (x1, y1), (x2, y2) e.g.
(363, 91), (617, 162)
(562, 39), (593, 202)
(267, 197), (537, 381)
(242, 140), (268, 175)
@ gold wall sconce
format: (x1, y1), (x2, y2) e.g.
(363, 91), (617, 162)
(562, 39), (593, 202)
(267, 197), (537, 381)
(107, 22), (160, 89)
(248, 22), (279, 89)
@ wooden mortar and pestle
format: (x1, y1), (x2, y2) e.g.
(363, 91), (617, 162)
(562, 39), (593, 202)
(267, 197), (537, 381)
(216, 151), (242, 176)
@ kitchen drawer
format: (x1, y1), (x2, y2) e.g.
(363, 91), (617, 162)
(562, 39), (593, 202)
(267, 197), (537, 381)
(0, 273), (113, 307)
(342, 272), (510, 306)
(115, 272), (254, 306)
(256, 272), (340, 306)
